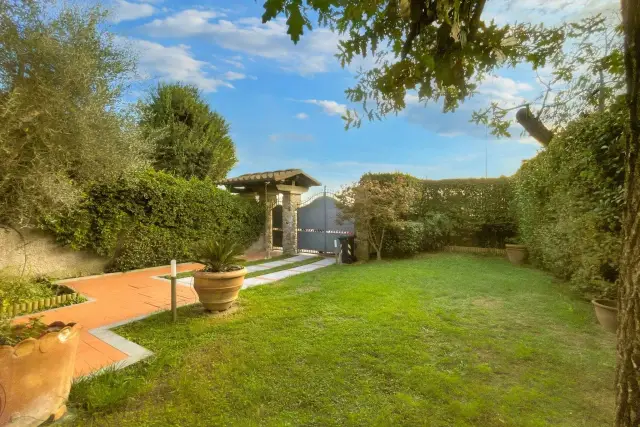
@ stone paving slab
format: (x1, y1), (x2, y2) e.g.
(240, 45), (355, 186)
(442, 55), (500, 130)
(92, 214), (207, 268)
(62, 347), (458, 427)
(257, 269), (304, 281)
(242, 277), (275, 289)
(290, 263), (328, 272)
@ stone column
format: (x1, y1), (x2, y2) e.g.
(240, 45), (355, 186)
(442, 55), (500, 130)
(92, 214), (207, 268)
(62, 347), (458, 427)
(282, 192), (300, 255)
(260, 193), (277, 257)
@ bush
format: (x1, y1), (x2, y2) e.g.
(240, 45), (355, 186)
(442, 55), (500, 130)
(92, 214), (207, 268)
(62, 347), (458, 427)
(383, 221), (424, 258)
(42, 170), (264, 272)
(0, 271), (55, 307)
(512, 107), (625, 298)
(422, 212), (453, 251)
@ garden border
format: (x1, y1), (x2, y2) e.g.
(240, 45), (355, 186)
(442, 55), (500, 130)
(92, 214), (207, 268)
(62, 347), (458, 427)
(445, 246), (507, 256)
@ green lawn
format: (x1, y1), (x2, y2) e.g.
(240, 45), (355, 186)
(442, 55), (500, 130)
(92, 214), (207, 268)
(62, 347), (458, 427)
(68, 253), (615, 426)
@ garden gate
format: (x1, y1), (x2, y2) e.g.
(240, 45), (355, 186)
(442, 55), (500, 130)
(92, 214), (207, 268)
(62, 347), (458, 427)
(272, 188), (354, 253)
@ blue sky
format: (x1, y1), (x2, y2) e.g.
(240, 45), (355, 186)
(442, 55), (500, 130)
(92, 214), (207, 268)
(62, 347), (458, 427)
(107, 0), (618, 190)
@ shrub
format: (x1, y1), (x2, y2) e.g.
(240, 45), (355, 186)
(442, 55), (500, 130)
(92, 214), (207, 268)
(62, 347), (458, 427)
(42, 170), (264, 272)
(422, 212), (453, 251)
(512, 107), (625, 298)
(383, 221), (424, 258)
(0, 271), (55, 307)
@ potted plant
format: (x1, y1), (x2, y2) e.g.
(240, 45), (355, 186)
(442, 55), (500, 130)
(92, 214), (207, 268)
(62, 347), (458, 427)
(1, 317), (81, 426)
(193, 239), (247, 312)
(505, 236), (528, 265)
(592, 283), (617, 333)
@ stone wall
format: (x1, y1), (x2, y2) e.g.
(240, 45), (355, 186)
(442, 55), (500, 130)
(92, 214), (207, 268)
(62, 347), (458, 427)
(0, 228), (108, 278)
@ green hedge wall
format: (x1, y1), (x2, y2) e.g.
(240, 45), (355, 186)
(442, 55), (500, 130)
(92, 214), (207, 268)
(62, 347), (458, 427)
(512, 108), (625, 297)
(42, 170), (264, 272)
(363, 173), (516, 248)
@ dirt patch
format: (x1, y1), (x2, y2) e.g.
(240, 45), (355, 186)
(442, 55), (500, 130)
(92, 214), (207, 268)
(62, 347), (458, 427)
(189, 303), (244, 319)
(472, 297), (503, 309)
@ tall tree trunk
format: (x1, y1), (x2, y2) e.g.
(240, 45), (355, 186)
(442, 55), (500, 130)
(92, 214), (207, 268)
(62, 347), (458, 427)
(616, 0), (640, 425)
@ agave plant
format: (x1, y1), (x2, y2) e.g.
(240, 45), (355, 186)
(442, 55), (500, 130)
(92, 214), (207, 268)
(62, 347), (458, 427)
(194, 239), (244, 273)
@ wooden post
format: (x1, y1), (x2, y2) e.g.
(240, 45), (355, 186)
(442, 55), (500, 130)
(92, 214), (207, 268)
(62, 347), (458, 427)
(171, 260), (177, 322)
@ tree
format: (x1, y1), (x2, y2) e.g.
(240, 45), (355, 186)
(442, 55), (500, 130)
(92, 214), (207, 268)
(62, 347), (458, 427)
(139, 83), (237, 181)
(471, 14), (624, 145)
(336, 175), (416, 260)
(262, 0), (564, 129)
(0, 0), (150, 228)
(616, 1), (640, 425)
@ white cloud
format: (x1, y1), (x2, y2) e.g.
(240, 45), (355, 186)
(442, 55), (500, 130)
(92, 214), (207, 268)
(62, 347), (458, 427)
(110, 0), (155, 23)
(438, 131), (465, 138)
(221, 56), (244, 69)
(477, 76), (533, 104)
(141, 12), (341, 75)
(485, 0), (618, 25)
(303, 99), (347, 116)
(123, 38), (233, 92)
(295, 113), (309, 120)
(224, 71), (246, 81)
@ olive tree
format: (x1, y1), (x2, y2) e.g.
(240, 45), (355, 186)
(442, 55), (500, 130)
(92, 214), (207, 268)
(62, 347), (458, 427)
(0, 0), (150, 228)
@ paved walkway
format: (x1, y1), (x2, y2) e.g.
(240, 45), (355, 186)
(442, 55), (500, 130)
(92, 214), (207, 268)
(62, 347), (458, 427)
(14, 256), (335, 378)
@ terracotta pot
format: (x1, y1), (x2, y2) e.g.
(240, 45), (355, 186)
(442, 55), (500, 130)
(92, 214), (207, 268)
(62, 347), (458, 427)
(0, 322), (81, 427)
(193, 268), (247, 312)
(592, 299), (617, 333)
(505, 244), (528, 265)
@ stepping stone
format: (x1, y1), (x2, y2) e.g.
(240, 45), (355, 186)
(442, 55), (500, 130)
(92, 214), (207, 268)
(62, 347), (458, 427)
(177, 277), (194, 287)
(290, 263), (327, 272)
(258, 269), (304, 281)
(246, 264), (270, 273)
(242, 277), (274, 289)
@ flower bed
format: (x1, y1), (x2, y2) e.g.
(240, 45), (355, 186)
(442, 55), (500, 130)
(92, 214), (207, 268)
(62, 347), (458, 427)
(1, 284), (86, 318)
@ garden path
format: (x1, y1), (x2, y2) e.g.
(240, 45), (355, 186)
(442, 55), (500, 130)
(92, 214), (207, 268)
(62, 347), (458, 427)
(13, 256), (335, 378)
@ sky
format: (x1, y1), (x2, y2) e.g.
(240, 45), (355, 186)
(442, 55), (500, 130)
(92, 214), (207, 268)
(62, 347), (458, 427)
(106, 0), (619, 191)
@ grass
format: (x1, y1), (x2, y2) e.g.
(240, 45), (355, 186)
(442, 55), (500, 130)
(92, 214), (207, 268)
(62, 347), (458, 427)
(68, 253), (615, 426)
(161, 254), (295, 280)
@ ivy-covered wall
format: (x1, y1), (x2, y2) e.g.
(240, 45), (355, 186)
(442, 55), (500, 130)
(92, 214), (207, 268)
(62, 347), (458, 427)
(512, 108), (625, 297)
(42, 170), (264, 272)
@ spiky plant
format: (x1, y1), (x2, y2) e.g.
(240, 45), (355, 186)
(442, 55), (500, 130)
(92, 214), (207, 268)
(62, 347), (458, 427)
(194, 239), (244, 273)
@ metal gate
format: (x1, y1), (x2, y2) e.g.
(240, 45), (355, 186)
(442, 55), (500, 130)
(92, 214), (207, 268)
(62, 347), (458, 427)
(272, 189), (354, 253)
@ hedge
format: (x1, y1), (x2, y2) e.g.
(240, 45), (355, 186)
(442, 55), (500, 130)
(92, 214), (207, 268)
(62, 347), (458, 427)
(42, 170), (264, 272)
(363, 173), (516, 249)
(512, 107), (625, 297)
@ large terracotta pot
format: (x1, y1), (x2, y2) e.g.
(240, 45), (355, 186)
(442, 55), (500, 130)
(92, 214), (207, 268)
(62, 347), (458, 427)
(193, 268), (247, 312)
(505, 244), (528, 265)
(0, 322), (81, 427)
(592, 299), (617, 333)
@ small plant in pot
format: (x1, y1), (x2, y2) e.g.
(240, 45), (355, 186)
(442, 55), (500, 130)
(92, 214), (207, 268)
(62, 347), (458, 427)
(591, 282), (617, 333)
(504, 236), (528, 265)
(193, 239), (247, 312)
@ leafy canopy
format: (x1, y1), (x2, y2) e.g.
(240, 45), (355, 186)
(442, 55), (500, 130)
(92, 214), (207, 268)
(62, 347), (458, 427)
(0, 0), (150, 227)
(472, 14), (625, 141)
(139, 83), (237, 181)
(336, 175), (417, 260)
(262, 0), (564, 128)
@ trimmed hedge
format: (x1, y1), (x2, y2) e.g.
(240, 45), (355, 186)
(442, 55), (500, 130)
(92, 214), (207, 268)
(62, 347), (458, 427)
(363, 173), (516, 249)
(512, 108), (625, 297)
(42, 170), (264, 272)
